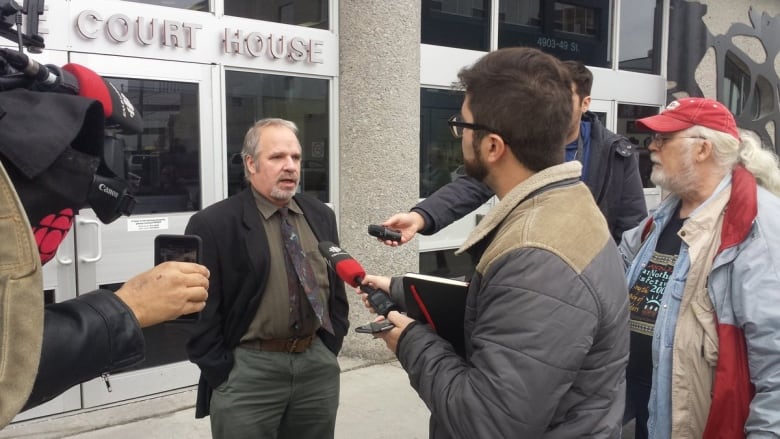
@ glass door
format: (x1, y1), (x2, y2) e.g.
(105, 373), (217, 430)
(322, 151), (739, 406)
(66, 54), (219, 408)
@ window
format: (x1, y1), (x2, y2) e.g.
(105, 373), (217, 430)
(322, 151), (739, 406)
(617, 104), (659, 188)
(723, 53), (767, 119)
(618, 0), (662, 74)
(419, 249), (474, 280)
(499, 0), (610, 67)
(121, 0), (208, 11)
(553, 2), (597, 37)
(225, 0), (328, 30)
(499, 1), (542, 27)
(422, 0), (490, 51)
(224, 71), (330, 201)
(111, 78), (201, 214)
(420, 88), (465, 198)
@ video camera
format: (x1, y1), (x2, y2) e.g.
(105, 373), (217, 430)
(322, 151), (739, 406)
(0, 0), (141, 227)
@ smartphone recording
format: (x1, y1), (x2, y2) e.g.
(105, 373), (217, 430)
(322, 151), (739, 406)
(154, 234), (202, 265)
(154, 234), (203, 322)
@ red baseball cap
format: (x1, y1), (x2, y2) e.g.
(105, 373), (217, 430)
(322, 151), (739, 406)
(636, 97), (739, 140)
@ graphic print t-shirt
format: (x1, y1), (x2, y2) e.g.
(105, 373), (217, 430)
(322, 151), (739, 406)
(626, 206), (685, 385)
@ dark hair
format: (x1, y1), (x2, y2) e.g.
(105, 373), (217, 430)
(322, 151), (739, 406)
(562, 60), (592, 101)
(457, 47), (573, 171)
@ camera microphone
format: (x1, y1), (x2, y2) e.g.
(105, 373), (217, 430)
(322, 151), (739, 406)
(317, 242), (400, 317)
(62, 63), (143, 134)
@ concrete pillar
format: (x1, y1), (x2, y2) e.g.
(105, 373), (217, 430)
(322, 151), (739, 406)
(338, 0), (421, 359)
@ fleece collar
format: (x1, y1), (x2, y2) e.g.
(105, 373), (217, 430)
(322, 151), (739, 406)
(457, 161), (582, 254)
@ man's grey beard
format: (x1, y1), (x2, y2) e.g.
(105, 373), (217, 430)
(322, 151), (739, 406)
(650, 150), (698, 196)
(270, 186), (297, 201)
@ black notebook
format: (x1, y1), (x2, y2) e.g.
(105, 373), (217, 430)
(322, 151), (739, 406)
(402, 272), (469, 356)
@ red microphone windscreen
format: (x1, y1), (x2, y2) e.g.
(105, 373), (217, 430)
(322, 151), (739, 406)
(334, 258), (365, 288)
(62, 63), (143, 134)
(62, 63), (111, 116)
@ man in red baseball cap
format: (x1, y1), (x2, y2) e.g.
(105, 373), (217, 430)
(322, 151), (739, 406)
(621, 96), (780, 438)
(636, 97), (739, 139)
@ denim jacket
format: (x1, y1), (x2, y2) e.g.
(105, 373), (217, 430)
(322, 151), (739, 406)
(620, 167), (780, 438)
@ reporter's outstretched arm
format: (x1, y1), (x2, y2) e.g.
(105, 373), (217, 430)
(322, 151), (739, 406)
(23, 262), (209, 411)
(381, 176), (494, 246)
(24, 291), (144, 411)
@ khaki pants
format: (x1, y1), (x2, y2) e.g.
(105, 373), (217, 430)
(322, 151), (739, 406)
(210, 337), (340, 439)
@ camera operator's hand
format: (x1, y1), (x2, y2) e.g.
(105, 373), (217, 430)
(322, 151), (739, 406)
(375, 311), (415, 353)
(115, 261), (209, 327)
(380, 212), (425, 246)
(355, 274), (391, 313)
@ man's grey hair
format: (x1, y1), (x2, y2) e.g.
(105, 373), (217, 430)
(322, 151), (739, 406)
(691, 125), (780, 196)
(241, 118), (299, 178)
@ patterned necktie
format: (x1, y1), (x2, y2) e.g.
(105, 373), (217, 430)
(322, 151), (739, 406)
(279, 207), (334, 335)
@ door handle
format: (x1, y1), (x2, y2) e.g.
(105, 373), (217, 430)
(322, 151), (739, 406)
(55, 245), (73, 265)
(78, 217), (103, 263)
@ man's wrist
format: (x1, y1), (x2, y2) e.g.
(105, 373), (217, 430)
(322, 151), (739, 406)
(395, 320), (419, 357)
(409, 210), (426, 233)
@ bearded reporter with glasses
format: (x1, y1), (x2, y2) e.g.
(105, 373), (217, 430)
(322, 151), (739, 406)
(621, 97), (780, 438)
(365, 47), (629, 438)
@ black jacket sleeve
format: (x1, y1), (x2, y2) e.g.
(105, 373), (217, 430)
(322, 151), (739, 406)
(411, 175), (494, 235)
(23, 290), (145, 411)
(610, 148), (647, 243)
(184, 212), (233, 390)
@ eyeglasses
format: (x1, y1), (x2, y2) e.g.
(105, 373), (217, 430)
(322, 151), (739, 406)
(652, 133), (707, 148)
(447, 114), (506, 141)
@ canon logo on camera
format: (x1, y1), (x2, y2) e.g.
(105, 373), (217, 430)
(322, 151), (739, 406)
(98, 183), (119, 198)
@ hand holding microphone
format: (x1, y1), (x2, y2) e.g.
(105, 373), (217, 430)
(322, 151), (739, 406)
(316, 243), (417, 349)
(317, 242), (400, 318)
(373, 212), (426, 246)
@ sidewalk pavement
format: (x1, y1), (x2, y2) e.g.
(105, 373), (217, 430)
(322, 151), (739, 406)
(1, 356), (636, 439)
(0, 357), (429, 439)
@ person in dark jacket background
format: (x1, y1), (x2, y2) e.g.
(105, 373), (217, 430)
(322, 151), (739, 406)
(364, 47), (629, 438)
(185, 118), (348, 439)
(379, 60), (646, 246)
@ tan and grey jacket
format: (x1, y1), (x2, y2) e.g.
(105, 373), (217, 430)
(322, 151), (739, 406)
(396, 162), (630, 438)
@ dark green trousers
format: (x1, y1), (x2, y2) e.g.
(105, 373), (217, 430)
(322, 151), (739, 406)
(210, 338), (340, 439)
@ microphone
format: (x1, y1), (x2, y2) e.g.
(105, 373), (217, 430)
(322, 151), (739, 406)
(368, 224), (402, 242)
(318, 242), (400, 317)
(62, 63), (143, 134)
(0, 51), (142, 133)
(317, 241), (364, 287)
